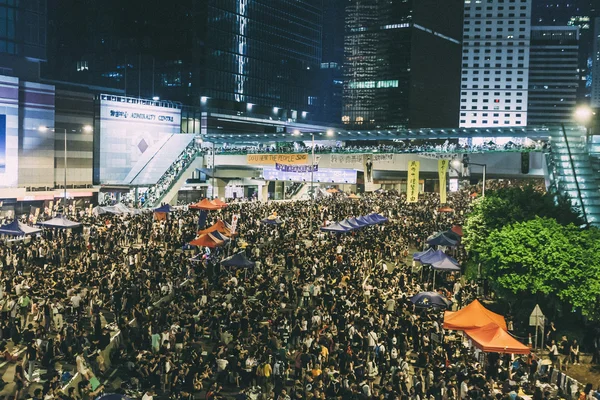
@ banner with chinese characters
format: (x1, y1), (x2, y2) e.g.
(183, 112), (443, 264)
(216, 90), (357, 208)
(247, 153), (309, 165)
(275, 163), (318, 173)
(231, 214), (239, 234)
(438, 159), (449, 204)
(407, 161), (420, 203)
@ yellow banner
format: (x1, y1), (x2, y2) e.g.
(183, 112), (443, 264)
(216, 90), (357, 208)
(247, 153), (309, 165)
(438, 159), (449, 204)
(407, 161), (420, 203)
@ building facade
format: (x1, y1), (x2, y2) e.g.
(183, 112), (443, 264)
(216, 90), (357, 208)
(460, 0), (532, 128)
(528, 26), (579, 124)
(592, 17), (600, 108)
(45, 0), (323, 115)
(343, 0), (463, 129)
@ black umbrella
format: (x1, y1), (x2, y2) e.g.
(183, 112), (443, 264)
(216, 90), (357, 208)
(410, 291), (451, 309)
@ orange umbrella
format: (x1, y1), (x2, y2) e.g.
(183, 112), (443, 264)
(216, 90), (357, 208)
(348, 193), (361, 199)
(451, 225), (463, 237)
(438, 206), (454, 213)
(190, 198), (221, 210)
(189, 233), (225, 248)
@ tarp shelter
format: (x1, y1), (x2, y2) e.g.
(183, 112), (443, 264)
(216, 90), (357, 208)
(221, 251), (255, 268)
(356, 216), (372, 226)
(211, 198), (228, 208)
(93, 203), (143, 216)
(320, 222), (352, 233)
(261, 216), (284, 225)
(210, 231), (230, 243)
(0, 220), (42, 236)
(363, 214), (381, 225)
(342, 218), (362, 229)
(338, 220), (355, 231)
(348, 193), (361, 199)
(37, 215), (82, 229)
(465, 323), (530, 354)
(189, 233), (225, 248)
(368, 213), (388, 223)
(443, 299), (507, 331)
(347, 217), (368, 228)
(198, 220), (231, 236)
(189, 199), (221, 211)
(426, 232), (459, 247)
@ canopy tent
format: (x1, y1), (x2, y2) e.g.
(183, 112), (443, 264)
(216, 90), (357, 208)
(326, 188), (340, 194)
(189, 199), (221, 211)
(451, 225), (464, 237)
(426, 232), (459, 247)
(189, 233), (226, 248)
(0, 220), (42, 236)
(211, 198), (228, 208)
(363, 214), (381, 225)
(356, 216), (372, 226)
(431, 257), (461, 271)
(210, 231), (230, 243)
(338, 220), (355, 231)
(347, 217), (368, 228)
(198, 220), (231, 236)
(413, 248), (435, 261)
(410, 291), (451, 309)
(320, 222), (352, 233)
(342, 218), (362, 229)
(443, 230), (462, 242)
(154, 204), (175, 213)
(443, 299), (507, 331)
(221, 251), (255, 268)
(465, 323), (530, 354)
(419, 250), (459, 266)
(37, 215), (82, 229)
(348, 193), (361, 199)
(368, 213), (388, 223)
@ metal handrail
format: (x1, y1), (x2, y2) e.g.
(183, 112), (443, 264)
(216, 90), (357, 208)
(560, 124), (588, 226)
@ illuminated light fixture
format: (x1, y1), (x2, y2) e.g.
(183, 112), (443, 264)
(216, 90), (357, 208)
(200, 96), (208, 104)
(574, 105), (594, 124)
(152, 96), (160, 101)
(38, 126), (48, 132)
(83, 125), (93, 133)
(302, 111), (308, 117)
(273, 107), (279, 113)
(326, 130), (334, 137)
(293, 130), (300, 135)
(247, 103), (253, 111)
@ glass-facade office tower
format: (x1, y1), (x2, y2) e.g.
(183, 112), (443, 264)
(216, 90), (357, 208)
(343, 0), (463, 129)
(460, 0), (532, 128)
(591, 17), (600, 108)
(528, 26), (579, 125)
(45, 0), (322, 114)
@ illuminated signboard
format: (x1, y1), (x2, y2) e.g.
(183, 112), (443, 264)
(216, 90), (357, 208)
(97, 95), (182, 184)
(263, 167), (357, 184)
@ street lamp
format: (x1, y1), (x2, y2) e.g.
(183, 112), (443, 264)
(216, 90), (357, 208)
(39, 125), (93, 213)
(574, 105), (595, 137)
(452, 158), (487, 198)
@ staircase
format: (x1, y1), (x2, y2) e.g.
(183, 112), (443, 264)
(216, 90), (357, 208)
(546, 126), (600, 226)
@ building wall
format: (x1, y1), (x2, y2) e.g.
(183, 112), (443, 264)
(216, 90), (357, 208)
(54, 89), (94, 187)
(528, 26), (579, 124)
(0, 75), (20, 188)
(460, 0), (532, 128)
(592, 17), (600, 108)
(17, 81), (55, 188)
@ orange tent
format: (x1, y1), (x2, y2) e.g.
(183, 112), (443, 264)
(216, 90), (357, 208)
(451, 225), (463, 237)
(189, 233), (225, 248)
(443, 299), (507, 331)
(190, 199), (221, 210)
(211, 198), (228, 208)
(348, 193), (361, 199)
(465, 323), (530, 354)
(326, 188), (339, 194)
(198, 220), (231, 236)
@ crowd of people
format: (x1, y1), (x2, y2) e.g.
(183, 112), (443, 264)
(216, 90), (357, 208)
(213, 140), (548, 156)
(0, 188), (597, 400)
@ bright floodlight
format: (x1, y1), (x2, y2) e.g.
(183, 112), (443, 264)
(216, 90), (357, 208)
(200, 96), (208, 104)
(152, 96), (160, 101)
(451, 159), (461, 169)
(293, 129), (300, 135)
(327, 130), (334, 137)
(575, 105), (593, 124)
(38, 126), (49, 132)
(83, 125), (93, 133)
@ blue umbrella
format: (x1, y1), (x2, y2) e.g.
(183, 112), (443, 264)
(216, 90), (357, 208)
(410, 291), (451, 309)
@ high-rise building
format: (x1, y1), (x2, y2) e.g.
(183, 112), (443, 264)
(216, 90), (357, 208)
(45, 0), (322, 114)
(343, 0), (463, 129)
(528, 26), (579, 125)
(592, 17), (600, 108)
(459, 0), (532, 128)
(531, 0), (598, 103)
(0, 0), (47, 80)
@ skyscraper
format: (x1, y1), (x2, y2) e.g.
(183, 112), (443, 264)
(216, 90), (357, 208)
(528, 26), (579, 125)
(591, 17), (600, 108)
(45, 0), (322, 113)
(459, 0), (532, 128)
(343, 0), (463, 129)
(0, 0), (47, 80)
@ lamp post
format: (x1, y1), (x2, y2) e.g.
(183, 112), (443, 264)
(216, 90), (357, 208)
(452, 159), (487, 198)
(40, 125), (93, 214)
